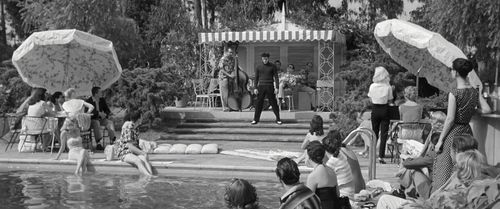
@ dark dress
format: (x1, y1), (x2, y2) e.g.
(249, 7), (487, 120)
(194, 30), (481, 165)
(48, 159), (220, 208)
(315, 186), (340, 209)
(431, 88), (478, 193)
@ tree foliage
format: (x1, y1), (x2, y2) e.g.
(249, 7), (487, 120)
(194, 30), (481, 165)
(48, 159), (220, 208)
(108, 66), (192, 128)
(20, 0), (142, 69)
(424, 0), (500, 83)
(146, 0), (198, 82)
(6, 0), (27, 40)
(0, 66), (30, 113)
(215, 0), (272, 31)
(2, 0), (489, 135)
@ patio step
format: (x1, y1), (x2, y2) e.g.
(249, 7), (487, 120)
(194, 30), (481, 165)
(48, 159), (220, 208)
(162, 115), (333, 143)
(176, 122), (328, 130)
(172, 127), (305, 135)
(153, 140), (303, 151)
(159, 133), (305, 143)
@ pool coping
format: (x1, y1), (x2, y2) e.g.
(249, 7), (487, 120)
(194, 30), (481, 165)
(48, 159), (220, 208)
(0, 158), (313, 180)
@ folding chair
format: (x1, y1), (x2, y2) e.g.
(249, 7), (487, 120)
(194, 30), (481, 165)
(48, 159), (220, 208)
(192, 79), (212, 109)
(75, 113), (93, 152)
(387, 122), (432, 163)
(46, 117), (59, 154)
(3, 113), (23, 151)
(19, 116), (50, 153)
(207, 78), (223, 109)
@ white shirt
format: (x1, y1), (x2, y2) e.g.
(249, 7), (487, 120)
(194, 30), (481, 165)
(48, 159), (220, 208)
(368, 83), (393, 104)
(27, 101), (48, 117)
(62, 99), (85, 114)
(326, 150), (354, 185)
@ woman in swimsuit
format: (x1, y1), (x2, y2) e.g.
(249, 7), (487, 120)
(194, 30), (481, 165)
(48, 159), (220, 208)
(305, 141), (340, 209)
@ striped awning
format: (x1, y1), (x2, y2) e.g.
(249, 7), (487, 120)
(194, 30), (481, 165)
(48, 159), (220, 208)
(198, 30), (344, 44)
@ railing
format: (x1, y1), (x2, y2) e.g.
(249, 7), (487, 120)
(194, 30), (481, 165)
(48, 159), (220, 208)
(343, 127), (377, 180)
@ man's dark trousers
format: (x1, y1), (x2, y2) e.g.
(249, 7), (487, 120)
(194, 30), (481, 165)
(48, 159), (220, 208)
(253, 85), (280, 122)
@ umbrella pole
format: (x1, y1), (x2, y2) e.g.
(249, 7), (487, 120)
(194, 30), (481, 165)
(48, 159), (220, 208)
(496, 50), (499, 85)
(416, 66), (422, 98)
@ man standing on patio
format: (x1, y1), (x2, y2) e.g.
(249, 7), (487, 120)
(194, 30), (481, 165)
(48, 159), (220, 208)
(252, 52), (282, 125)
(86, 87), (116, 150)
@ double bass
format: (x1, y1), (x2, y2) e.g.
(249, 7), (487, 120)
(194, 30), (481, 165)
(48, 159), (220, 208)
(227, 46), (252, 111)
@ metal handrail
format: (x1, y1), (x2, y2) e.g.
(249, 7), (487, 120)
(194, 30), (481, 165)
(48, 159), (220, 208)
(343, 127), (377, 180)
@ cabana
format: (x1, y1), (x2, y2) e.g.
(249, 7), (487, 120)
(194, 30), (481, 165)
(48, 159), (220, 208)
(198, 27), (346, 111)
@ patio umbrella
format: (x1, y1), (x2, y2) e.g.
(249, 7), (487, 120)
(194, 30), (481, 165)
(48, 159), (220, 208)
(374, 19), (482, 93)
(12, 29), (122, 96)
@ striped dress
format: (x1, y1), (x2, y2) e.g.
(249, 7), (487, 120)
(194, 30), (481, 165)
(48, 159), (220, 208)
(431, 88), (478, 193)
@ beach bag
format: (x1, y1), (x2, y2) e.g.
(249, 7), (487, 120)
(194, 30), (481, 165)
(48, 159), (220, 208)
(104, 144), (118, 161)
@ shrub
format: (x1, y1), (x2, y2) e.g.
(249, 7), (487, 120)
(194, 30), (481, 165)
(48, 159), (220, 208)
(0, 66), (31, 114)
(108, 66), (194, 128)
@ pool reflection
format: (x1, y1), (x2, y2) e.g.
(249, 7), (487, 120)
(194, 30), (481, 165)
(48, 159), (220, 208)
(0, 171), (282, 209)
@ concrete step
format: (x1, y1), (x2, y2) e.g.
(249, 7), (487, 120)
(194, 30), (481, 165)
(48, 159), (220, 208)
(171, 127), (307, 135)
(177, 122), (329, 130)
(159, 133), (304, 142)
(162, 108), (331, 122)
(154, 140), (303, 151)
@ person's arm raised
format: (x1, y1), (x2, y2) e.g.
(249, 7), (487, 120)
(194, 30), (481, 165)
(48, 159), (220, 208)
(82, 101), (94, 114)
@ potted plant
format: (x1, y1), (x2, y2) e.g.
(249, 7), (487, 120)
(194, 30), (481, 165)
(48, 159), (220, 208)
(174, 95), (187, 108)
(173, 80), (191, 108)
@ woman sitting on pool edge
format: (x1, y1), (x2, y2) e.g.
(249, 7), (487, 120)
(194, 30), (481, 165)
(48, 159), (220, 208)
(116, 111), (154, 176)
(55, 115), (90, 175)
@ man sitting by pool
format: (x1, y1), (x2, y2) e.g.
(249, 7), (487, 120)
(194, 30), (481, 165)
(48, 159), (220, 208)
(86, 87), (116, 150)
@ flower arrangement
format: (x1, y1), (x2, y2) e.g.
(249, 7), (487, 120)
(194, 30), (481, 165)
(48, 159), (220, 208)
(280, 73), (304, 89)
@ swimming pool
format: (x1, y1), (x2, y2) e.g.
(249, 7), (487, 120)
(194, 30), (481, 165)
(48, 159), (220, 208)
(0, 171), (283, 209)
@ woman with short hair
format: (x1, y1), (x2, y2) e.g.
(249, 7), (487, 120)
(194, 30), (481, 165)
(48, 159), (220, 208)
(368, 66), (393, 164)
(224, 178), (262, 209)
(306, 141), (340, 209)
(48, 91), (64, 112)
(55, 88), (94, 160)
(398, 86), (423, 122)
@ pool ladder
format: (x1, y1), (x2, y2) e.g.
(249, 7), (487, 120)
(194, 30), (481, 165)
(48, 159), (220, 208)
(343, 127), (377, 180)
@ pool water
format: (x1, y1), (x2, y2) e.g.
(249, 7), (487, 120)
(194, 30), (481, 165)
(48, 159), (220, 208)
(0, 171), (283, 209)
